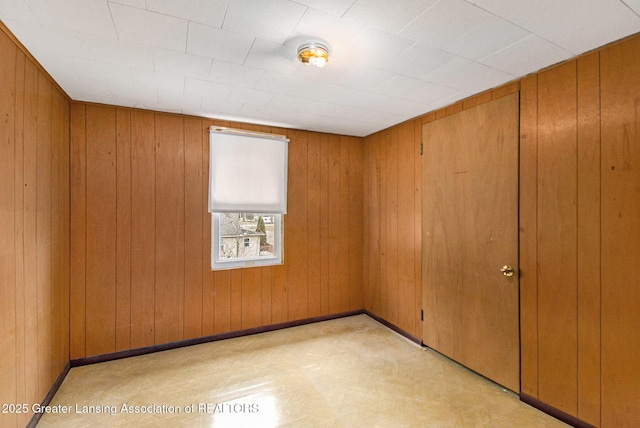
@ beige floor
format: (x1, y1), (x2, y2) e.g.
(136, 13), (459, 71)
(38, 315), (567, 427)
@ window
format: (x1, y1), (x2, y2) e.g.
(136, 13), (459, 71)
(212, 212), (283, 269)
(208, 127), (288, 270)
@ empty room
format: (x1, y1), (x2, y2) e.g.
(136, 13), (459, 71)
(1, 1), (639, 427)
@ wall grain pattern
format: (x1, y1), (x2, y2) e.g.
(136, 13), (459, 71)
(0, 24), (70, 427)
(69, 106), (365, 359)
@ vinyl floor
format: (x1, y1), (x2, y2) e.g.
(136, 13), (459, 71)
(38, 314), (567, 427)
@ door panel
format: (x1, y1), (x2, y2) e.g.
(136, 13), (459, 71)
(422, 94), (520, 392)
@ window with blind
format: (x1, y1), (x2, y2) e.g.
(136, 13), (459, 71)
(208, 127), (288, 270)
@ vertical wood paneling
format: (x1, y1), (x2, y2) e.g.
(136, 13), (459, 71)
(115, 108), (132, 352)
(365, 132), (382, 315)
(397, 121), (415, 334)
(70, 103), (86, 359)
(519, 75), (540, 398)
(537, 62), (578, 415)
(307, 132), (322, 317)
(36, 74), (53, 396)
(288, 130), (309, 320)
(230, 269), (242, 331)
(154, 114), (185, 344)
(271, 123), (289, 324)
(379, 134), (388, 319)
(0, 24), (70, 424)
(349, 136), (364, 311)
(413, 119), (422, 339)
(576, 52), (601, 426)
(213, 270), (231, 334)
(68, 108), (364, 359)
(319, 134), (330, 315)
(130, 110), (155, 348)
(50, 90), (63, 378)
(85, 105), (117, 357)
(338, 137), (351, 312)
(261, 266), (272, 325)
(601, 36), (640, 428)
(385, 128), (399, 324)
(14, 48), (27, 428)
(241, 268), (262, 329)
(184, 116), (203, 339)
(328, 135), (341, 313)
(23, 58), (41, 415)
(0, 30), (18, 426)
(201, 120), (214, 336)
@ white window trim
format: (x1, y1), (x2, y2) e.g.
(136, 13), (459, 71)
(211, 213), (283, 270)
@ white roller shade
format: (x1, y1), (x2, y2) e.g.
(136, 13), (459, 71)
(208, 127), (289, 214)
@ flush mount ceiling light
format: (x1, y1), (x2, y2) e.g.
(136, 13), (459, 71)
(297, 41), (330, 68)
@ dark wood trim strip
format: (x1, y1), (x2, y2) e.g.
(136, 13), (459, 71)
(364, 310), (422, 345)
(71, 310), (365, 367)
(27, 362), (71, 428)
(520, 393), (596, 428)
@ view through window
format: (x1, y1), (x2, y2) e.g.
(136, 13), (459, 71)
(219, 212), (277, 259)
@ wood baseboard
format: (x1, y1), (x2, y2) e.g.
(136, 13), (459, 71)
(27, 362), (71, 428)
(71, 310), (365, 367)
(363, 310), (422, 345)
(520, 393), (596, 428)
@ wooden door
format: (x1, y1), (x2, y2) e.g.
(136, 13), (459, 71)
(422, 94), (520, 392)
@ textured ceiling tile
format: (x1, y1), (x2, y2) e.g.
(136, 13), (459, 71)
(152, 47), (212, 78)
(255, 71), (336, 102)
(223, 0), (308, 44)
(42, 54), (135, 87)
(227, 87), (275, 107)
(443, 16), (530, 60)
(108, 0), (146, 9)
(373, 75), (430, 97)
(208, 61), (265, 87)
(131, 67), (186, 93)
(24, 0), (117, 38)
(0, 0), (39, 24)
(423, 57), (515, 94)
(267, 94), (341, 116)
(467, 0), (640, 54)
(338, 66), (396, 91)
(201, 96), (244, 115)
(79, 33), (154, 69)
(624, 0), (640, 14)
(187, 22), (255, 64)
(54, 76), (112, 100)
(291, 0), (357, 16)
(400, 0), (493, 48)
(145, 0), (229, 28)
(184, 77), (233, 99)
(402, 82), (463, 104)
(244, 38), (300, 74)
(3, 0), (640, 137)
(110, 3), (188, 51)
(343, 0), (439, 34)
(376, 43), (454, 80)
(479, 34), (573, 76)
(157, 89), (204, 112)
(5, 21), (85, 59)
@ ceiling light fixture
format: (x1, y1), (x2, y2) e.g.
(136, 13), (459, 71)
(297, 41), (330, 68)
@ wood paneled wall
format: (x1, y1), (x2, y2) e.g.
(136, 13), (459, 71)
(363, 83), (518, 339)
(520, 36), (640, 427)
(365, 33), (640, 428)
(0, 25), (70, 427)
(69, 104), (364, 359)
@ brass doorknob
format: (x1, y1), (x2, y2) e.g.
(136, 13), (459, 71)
(501, 266), (515, 277)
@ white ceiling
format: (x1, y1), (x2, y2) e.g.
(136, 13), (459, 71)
(1, 0), (640, 137)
